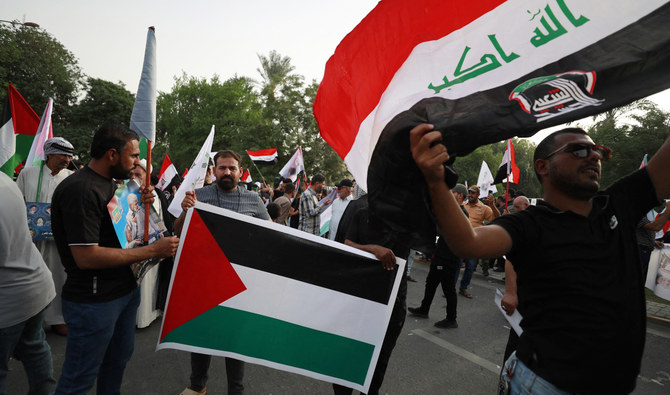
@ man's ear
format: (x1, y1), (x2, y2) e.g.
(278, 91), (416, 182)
(106, 148), (119, 163)
(534, 159), (549, 181)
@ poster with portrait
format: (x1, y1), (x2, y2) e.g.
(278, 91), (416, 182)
(646, 245), (670, 302)
(107, 179), (168, 282)
(26, 202), (53, 241)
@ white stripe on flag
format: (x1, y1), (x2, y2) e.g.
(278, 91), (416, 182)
(224, 265), (391, 345)
(345, 0), (668, 190)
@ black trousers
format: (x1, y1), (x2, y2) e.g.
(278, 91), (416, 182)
(189, 353), (244, 394)
(333, 278), (407, 395)
(419, 257), (459, 321)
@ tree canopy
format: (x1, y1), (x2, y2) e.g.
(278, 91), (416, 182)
(0, 23), (83, 124)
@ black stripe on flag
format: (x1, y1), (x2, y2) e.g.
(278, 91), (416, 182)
(195, 208), (397, 305)
(368, 3), (670, 251)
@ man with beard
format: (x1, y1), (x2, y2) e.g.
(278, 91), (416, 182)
(16, 137), (75, 336)
(410, 125), (670, 394)
(174, 149), (269, 395)
(51, 122), (180, 394)
(298, 173), (331, 235)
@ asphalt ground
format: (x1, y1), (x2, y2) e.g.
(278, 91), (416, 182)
(7, 259), (670, 394)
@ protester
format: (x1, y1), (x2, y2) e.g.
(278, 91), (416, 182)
(636, 201), (670, 280)
(51, 122), (179, 394)
(273, 181), (295, 226)
(410, 124), (670, 394)
(328, 179), (353, 240)
(408, 183), (468, 329)
(174, 149), (270, 395)
(298, 174), (331, 235)
(332, 195), (407, 395)
(1, 172), (57, 394)
(128, 159), (173, 328)
(15, 137), (75, 336)
(456, 185), (499, 296)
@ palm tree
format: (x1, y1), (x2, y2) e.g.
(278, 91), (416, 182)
(256, 50), (295, 102)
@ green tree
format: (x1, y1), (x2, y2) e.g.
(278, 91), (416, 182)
(60, 78), (135, 162)
(589, 103), (670, 189)
(0, 23), (83, 124)
(156, 73), (263, 173)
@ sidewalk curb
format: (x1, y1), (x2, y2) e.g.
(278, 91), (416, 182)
(647, 314), (670, 328)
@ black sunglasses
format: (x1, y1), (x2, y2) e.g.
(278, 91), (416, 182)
(544, 143), (611, 161)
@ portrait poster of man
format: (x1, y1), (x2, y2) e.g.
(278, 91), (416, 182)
(107, 178), (167, 282)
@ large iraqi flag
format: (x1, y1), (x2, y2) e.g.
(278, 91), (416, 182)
(157, 202), (405, 393)
(314, 0), (670, 248)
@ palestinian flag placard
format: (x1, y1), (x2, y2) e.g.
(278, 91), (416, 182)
(315, 0), (670, 191)
(157, 202), (405, 393)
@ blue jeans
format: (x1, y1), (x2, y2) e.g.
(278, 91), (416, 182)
(56, 288), (140, 395)
(502, 352), (570, 395)
(406, 249), (417, 276)
(456, 258), (477, 291)
(0, 308), (55, 395)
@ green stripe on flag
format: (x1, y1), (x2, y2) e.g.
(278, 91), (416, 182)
(1, 134), (35, 176)
(162, 305), (374, 385)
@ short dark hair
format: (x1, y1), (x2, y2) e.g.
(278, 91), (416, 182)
(284, 182), (295, 193)
(90, 122), (139, 159)
(213, 150), (242, 167)
(311, 174), (325, 184)
(267, 202), (280, 220)
(533, 127), (589, 182)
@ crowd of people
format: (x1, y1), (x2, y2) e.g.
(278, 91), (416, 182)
(2, 120), (670, 395)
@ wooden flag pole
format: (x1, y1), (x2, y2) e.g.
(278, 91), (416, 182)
(144, 140), (152, 243)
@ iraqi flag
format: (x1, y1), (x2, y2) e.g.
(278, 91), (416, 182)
(314, 0), (670, 250)
(279, 147), (305, 182)
(493, 139), (521, 184)
(246, 148), (278, 165)
(158, 202), (405, 393)
(0, 84), (41, 177)
(157, 154), (180, 191)
(241, 169), (252, 183)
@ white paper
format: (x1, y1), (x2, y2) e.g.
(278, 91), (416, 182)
(495, 288), (523, 336)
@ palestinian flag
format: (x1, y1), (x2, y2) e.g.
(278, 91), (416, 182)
(493, 139), (520, 184)
(0, 84), (41, 177)
(314, 0), (670, 249)
(246, 148), (278, 165)
(158, 202), (405, 393)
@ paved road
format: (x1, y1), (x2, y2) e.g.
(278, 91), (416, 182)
(8, 260), (670, 394)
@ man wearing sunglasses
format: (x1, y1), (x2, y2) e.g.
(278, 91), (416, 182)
(409, 125), (670, 394)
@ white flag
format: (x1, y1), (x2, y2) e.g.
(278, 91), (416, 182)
(476, 161), (497, 198)
(130, 27), (157, 142)
(168, 125), (215, 217)
(25, 98), (54, 167)
(279, 146), (305, 182)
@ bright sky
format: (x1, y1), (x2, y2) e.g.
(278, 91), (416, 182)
(4, 0), (670, 145)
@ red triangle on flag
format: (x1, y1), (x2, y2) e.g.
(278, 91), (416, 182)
(158, 154), (172, 179)
(160, 209), (247, 341)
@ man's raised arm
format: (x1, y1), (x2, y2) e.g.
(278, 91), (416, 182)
(409, 123), (511, 258)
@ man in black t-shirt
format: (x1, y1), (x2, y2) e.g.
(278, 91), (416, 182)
(51, 122), (179, 395)
(410, 124), (670, 394)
